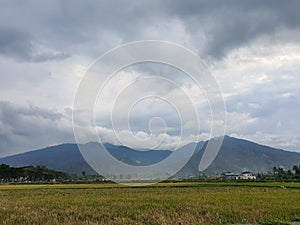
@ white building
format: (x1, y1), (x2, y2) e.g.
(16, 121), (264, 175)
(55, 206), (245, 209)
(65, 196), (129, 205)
(239, 171), (256, 180)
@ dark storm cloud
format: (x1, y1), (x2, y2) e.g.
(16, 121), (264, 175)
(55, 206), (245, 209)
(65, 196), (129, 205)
(1, 0), (299, 60)
(164, 0), (300, 58)
(0, 1), (151, 60)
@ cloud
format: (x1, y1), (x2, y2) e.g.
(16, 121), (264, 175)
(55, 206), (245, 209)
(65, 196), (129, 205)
(1, 0), (299, 61)
(0, 1), (300, 154)
(0, 101), (74, 156)
(0, 26), (69, 62)
(230, 132), (300, 152)
(165, 0), (300, 58)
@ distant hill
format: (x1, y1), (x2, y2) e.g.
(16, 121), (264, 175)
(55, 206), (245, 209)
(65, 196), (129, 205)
(0, 136), (299, 176)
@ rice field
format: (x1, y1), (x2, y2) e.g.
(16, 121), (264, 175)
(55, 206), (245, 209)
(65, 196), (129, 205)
(0, 182), (299, 225)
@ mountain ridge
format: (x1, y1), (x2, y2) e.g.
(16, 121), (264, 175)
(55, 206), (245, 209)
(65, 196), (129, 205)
(0, 136), (299, 176)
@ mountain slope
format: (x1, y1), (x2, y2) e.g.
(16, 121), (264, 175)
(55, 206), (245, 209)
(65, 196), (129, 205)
(212, 135), (300, 174)
(0, 143), (172, 175)
(0, 144), (95, 175)
(0, 136), (299, 176)
(179, 136), (300, 176)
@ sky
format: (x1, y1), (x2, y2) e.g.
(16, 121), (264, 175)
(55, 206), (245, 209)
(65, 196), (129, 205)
(0, 0), (300, 156)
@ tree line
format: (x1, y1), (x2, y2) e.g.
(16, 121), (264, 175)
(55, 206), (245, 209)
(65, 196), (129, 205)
(257, 165), (300, 180)
(0, 164), (70, 183)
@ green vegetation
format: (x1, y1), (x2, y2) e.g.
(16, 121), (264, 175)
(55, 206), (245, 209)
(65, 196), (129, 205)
(0, 164), (70, 183)
(0, 182), (299, 225)
(252, 165), (300, 182)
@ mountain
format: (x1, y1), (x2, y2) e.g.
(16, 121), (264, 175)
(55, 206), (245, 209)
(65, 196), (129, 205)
(0, 136), (299, 176)
(0, 143), (172, 175)
(179, 136), (300, 176)
(0, 144), (95, 175)
(103, 143), (172, 166)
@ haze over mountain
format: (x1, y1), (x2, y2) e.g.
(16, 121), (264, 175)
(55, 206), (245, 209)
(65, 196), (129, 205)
(0, 136), (299, 176)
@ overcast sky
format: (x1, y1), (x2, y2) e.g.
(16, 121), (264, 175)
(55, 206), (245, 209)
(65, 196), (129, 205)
(0, 0), (300, 156)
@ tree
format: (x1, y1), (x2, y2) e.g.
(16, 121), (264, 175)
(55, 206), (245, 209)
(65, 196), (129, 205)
(273, 166), (286, 178)
(293, 165), (300, 175)
(0, 164), (70, 183)
(273, 166), (278, 175)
